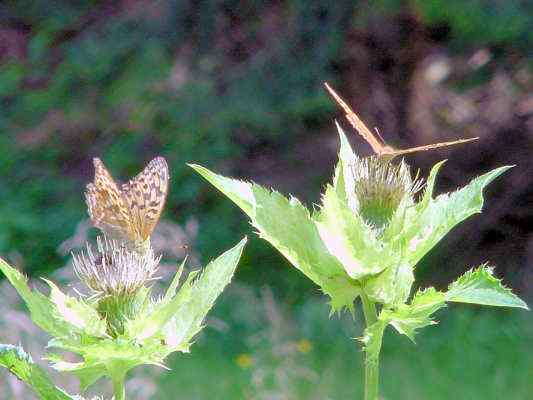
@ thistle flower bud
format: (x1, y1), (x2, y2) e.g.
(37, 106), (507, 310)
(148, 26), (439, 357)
(73, 236), (161, 336)
(351, 156), (423, 229)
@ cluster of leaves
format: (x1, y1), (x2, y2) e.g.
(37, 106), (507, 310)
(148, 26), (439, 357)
(191, 125), (528, 349)
(0, 237), (246, 398)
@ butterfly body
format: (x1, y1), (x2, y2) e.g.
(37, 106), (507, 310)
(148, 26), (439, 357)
(324, 82), (478, 160)
(85, 157), (169, 250)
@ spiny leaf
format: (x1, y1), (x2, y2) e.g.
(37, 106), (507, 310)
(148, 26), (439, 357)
(48, 337), (165, 390)
(446, 265), (529, 309)
(43, 279), (107, 338)
(0, 257), (81, 339)
(333, 123), (358, 211)
(403, 165), (513, 267)
(163, 256), (187, 303)
(0, 343), (79, 400)
(315, 185), (384, 280)
(188, 164), (255, 216)
(251, 185), (359, 312)
(382, 287), (447, 341)
(192, 162), (360, 312)
(160, 237), (247, 354)
(365, 261), (414, 306)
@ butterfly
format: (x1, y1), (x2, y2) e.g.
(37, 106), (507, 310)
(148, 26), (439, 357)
(85, 156), (169, 249)
(324, 82), (478, 160)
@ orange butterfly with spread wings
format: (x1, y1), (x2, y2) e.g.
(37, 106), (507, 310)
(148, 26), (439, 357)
(324, 82), (478, 160)
(85, 157), (169, 250)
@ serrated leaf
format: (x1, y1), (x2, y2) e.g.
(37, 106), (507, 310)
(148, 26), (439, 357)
(381, 266), (527, 344)
(381, 287), (447, 341)
(127, 268), (199, 340)
(251, 185), (359, 312)
(417, 160), (447, 211)
(0, 343), (79, 400)
(43, 279), (107, 338)
(403, 166), (513, 267)
(191, 163), (360, 312)
(315, 185), (384, 280)
(365, 261), (414, 306)
(161, 237), (247, 353)
(163, 257), (187, 303)
(446, 265), (529, 309)
(47, 354), (106, 391)
(0, 258), (80, 339)
(49, 336), (167, 390)
(333, 123), (358, 211)
(189, 164), (255, 216)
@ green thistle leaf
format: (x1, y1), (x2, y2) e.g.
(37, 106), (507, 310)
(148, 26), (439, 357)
(188, 164), (255, 216)
(446, 265), (529, 309)
(251, 185), (359, 313)
(49, 238), (246, 389)
(315, 185), (384, 280)
(43, 279), (107, 338)
(0, 257), (85, 339)
(0, 343), (79, 400)
(160, 236), (247, 355)
(190, 164), (360, 313)
(378, 266), (527, 343)
(380, 288), (447, 341)
(402, 165), (513, 267)
(333, 123), (358, 211)
(364, 261), (414, 306)
(48, 337), (166, 390)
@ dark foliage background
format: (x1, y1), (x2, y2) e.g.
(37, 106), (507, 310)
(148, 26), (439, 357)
(0, 1), (531, 398)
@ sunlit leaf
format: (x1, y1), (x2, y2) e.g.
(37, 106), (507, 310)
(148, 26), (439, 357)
(0, 343), (79, 400)
(446, 265), (529, 309)
(315, 185), (384, 280)
(381, 287), (447, 341)
(161, 237), (247, 353)
(0, 258), (81, 339)
(191, 164), (360, 312)
(403, 166), (513, 267)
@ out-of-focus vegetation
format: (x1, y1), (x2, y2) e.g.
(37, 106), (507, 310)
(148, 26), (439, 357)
(0, 1), (531, 397)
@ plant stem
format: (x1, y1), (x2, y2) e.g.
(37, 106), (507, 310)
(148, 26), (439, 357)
(361, 291), (377, 326)
(360, 291), (381, 400)
(112, 372), (126, 400)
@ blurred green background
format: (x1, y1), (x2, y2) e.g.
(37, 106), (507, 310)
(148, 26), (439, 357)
(0, 1), (531, 399)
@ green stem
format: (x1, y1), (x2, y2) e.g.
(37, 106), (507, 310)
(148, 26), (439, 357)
(112, 372), (126, 400)
(361, 291), (377, 326)
(360, 292), (381, 400)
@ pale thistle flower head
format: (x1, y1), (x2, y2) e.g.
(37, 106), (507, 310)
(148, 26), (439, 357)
(73, 236), (161, 336)
(73, 236), (161, 298)
(351, 156), (423, 229)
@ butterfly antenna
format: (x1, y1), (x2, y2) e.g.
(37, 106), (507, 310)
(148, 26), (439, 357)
(374, 127), (386, 145)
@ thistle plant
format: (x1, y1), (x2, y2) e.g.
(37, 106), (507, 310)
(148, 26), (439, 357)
(191, 125), (528, 399)
(0, 157), (246, 399)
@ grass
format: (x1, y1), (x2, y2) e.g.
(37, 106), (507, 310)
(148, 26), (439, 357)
(157, 292), (532, 399)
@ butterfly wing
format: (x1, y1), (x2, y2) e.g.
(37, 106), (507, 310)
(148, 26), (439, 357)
(121, 157), (169, 241)
(386, 137), (479, 157)
(324, 82), (389, 155)
(85, 158), (135, 241)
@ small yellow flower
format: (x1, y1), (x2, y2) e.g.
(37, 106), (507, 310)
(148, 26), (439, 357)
(235, 353), (253, 369)
(296, 338), (312, 354)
